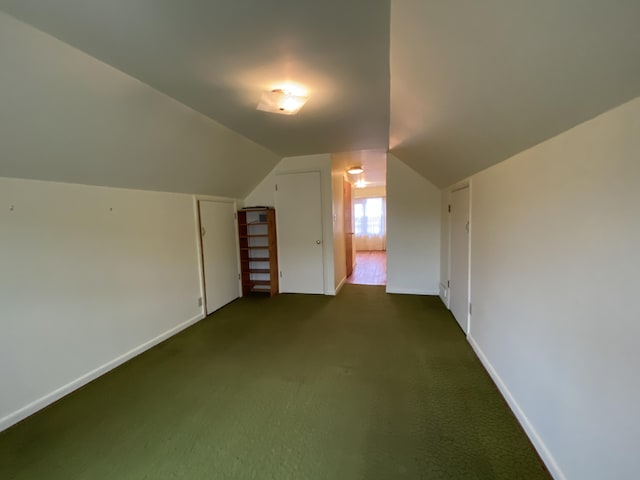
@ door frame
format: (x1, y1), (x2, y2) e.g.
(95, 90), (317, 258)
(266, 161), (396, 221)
(194, 195), (241, 315)
(447, 179), (472, 336)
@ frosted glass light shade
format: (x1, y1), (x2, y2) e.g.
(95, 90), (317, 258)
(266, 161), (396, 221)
(257, 89), (308, 115)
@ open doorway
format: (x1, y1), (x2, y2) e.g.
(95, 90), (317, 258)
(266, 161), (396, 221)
(344, 152), (387, 286)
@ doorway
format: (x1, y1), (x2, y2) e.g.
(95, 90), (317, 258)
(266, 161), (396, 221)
(336, 149), (387, 287)
(346, 186), (387, 286)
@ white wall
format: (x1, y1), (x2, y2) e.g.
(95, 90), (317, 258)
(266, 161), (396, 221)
(0, 12), (271, 431)
(244, 154), (336, 295)
(331, 168), (347, 292)
(353, 185), (386, 199)
(386, 154), (441, 295)
(465, 97), (640, 480)
(0, 11), (279, 198)
(0, 177), (210, 431)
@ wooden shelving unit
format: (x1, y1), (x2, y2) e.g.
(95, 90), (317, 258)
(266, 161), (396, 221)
(237, 207), (278, 296)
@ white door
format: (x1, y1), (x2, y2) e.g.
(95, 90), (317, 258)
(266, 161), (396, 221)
(450, 186), (470, 333)
(275, 171), (324, 294)
(199, 201), (239, 314)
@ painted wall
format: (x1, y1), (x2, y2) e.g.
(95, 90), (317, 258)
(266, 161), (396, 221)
(0, 177), (208, 431)
(244, 154), (336, 295)
(386, 154), (441, 295)
(331, 167), (347, 292)
(353, 186), (386, 199)
(464, 97), (640, 480)
(0, 11), (279, 198)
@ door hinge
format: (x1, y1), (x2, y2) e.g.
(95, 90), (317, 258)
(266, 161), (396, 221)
(448, 204), (451, 213)
(280, 271), (283, 278)
(275, 184), (278, 191)
(447, 280), (450, 288)
(469, 303), (472, 315)
(238, 273), (241, 280)
(234, 212), (237, 220)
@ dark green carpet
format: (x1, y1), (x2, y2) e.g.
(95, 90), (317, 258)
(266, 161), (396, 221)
(1, 285), (549, 479)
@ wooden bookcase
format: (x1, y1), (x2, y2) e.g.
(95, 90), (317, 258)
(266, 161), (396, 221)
(237, 207), (279, 296)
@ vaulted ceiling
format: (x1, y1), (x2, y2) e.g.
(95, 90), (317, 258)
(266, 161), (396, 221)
(0, 0), (390, 157)
(390, 0), (640, 187)
(1, 0), (639, 189)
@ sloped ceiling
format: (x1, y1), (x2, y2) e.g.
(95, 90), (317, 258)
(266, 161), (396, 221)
(0, 0), (390, 157)
(390, 0), (640, 187)
(0, 11), (281, 199)
(1, 0), (639, 190)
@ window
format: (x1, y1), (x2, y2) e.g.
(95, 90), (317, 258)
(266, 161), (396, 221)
(354, 197), (384, 235)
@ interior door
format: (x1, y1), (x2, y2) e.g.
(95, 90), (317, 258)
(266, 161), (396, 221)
(199, 200), (239, 314)
(275, 171), (324, 294)
(344, 179), (354, 277)
(450, 186), (470, 333)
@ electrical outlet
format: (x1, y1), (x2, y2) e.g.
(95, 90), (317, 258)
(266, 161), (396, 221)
(198, 297), (203, 307)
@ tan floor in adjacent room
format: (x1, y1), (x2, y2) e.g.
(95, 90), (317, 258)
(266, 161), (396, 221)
(346, 251), (387, 286)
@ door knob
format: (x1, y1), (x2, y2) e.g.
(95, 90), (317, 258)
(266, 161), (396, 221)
(316, 240), (321, 244)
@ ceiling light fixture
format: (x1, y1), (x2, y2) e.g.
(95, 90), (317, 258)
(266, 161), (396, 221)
(347, 166), (364, 174)
(256, 88), (308, 115)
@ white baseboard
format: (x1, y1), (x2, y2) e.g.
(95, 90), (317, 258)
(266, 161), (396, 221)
(0, 312), (205, 432)
(333, 276), (347, 295)
(385, 287), (439, 295)
(467, 335), (566, 480)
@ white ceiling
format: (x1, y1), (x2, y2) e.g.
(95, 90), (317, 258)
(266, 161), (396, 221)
(1, 0), (639, 189)
(332, 150), (387, 188)
(0, 0), (390, 157)
(390, 0), (640, 187)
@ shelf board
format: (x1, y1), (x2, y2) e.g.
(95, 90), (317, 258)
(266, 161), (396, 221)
(239, 222), (267, 227)
(247, 234), (269, 238)
(249, 287), (271, 294)
(249, 268), (270, 274)
(240, 246), (269, 250)
(251, 280), (271, 286)
(247, 257), (269, 261)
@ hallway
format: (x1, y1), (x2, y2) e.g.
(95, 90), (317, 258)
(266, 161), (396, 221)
(346, 251), (386, 286)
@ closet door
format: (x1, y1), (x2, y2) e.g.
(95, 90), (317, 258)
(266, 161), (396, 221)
(199, 200), (239, 314)
(450, 186), (470, 333)
(275, 171), (324, 294)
